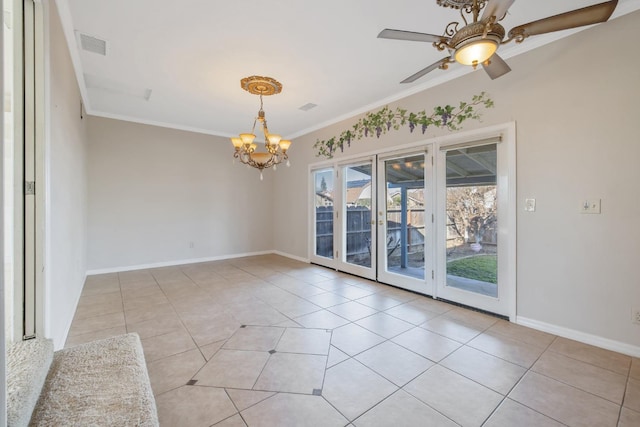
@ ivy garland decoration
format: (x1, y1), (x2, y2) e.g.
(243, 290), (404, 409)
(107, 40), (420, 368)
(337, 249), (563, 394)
(314, 92), (494, 158)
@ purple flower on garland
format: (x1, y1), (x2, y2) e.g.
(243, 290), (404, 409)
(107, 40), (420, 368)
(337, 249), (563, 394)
(312, 92), (493, 159)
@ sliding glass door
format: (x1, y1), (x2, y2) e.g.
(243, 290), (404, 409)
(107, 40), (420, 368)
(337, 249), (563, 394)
(339, 161), (376, 279)
(376, 152), (433, 294)
(311, 151), (434, 295)
(310, 161), (376, 279)
(436, 138), (515, 317)
(309, 125), (515, 318)
(311, 168), (336, 267)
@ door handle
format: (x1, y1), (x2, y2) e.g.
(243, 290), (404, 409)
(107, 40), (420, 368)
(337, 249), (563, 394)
(379, 220), (384, 225)
(370, 220), (375, 225)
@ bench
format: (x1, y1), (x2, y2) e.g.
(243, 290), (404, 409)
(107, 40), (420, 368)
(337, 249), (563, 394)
(7, 333), (159, 426)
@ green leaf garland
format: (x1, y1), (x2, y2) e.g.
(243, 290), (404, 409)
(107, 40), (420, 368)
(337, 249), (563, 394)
(313, 92), (494, 158)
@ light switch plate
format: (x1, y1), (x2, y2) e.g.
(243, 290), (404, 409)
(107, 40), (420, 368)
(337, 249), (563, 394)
(580, 199), (601, 214)
(525, 198), (536, 212)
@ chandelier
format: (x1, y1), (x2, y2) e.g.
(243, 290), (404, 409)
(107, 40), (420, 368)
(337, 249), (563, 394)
(231, 76), (292, 180)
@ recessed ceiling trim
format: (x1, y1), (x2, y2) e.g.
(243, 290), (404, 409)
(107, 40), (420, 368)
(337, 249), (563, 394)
(84, 73), (152, 101)
(87, 109), (235, 139)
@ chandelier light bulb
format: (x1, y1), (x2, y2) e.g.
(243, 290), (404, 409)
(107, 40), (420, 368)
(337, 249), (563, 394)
(231, 137), (243, 148)
(240, 133), (256, 145)
(279, 139), (291, 151)
(267, 134), (282, 145)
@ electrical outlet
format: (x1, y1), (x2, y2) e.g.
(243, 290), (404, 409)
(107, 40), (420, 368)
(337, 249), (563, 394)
(633, 308), (640, 325)
(580, 199), (601, 214)
(525, 198), (536, 212)
(189, 241), (194, 249)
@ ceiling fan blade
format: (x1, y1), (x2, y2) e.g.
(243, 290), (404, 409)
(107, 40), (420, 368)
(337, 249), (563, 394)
(481, 0), (515, 22)
(482, 53), (511, 80)
(378, 28), (445, 43)
(508, 0), (618, 40)
(400, 57), (451, 84)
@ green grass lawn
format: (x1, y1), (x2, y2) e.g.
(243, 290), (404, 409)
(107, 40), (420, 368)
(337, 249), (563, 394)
(447, 255), (497, 284)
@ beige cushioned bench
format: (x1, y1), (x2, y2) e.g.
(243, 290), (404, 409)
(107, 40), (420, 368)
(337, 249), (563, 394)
(7, 333), (158, 426)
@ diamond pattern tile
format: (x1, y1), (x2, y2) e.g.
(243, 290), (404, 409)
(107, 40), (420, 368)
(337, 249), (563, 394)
(68, 255), (635, 427)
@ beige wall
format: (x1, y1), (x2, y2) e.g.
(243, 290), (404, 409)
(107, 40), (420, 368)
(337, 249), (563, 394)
(49, 6), (640, 352)
(86, 117), (274, 271)
(47, 0), (89, 348)
(273, 11), (640, 350)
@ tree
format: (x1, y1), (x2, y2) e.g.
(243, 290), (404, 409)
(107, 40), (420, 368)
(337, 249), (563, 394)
(446, 186), (496, 246)
(320, 177), (327, 193)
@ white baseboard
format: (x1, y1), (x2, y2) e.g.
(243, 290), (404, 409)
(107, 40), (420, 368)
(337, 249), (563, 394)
(516, 316), (640, 358)
(271, 250), (310, 264)
(86, 250), (274, 275)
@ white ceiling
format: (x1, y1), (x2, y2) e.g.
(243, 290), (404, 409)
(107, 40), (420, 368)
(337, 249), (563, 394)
(57, 0), (639, 140)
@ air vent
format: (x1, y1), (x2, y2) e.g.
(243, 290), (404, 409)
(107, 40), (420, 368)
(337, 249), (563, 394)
(299, 103), (318, 111)
(77, 32), (107, 56)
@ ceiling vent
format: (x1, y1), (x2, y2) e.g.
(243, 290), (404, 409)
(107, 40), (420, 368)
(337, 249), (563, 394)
(76, 31), (108, 56)
(299, 103), (317, 111)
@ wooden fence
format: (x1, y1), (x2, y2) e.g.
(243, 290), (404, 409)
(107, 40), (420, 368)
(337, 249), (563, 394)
(316, 206), (425, 259)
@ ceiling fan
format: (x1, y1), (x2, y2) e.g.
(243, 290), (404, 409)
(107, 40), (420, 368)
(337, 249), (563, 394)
(378, 0), (618, 83)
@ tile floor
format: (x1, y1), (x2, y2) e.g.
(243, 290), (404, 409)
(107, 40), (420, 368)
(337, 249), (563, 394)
(67, 254), (640, 427)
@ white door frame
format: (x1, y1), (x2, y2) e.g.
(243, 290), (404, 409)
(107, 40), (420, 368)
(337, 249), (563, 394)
(308, 157), (377, 280)
(376, 148), (434, 295)
(336, 158), (376, 280)
(434, 123), (516, 319)
(309, 166), (339, 269)
(307, 122), (516, 320)
(22, 0), (45, 338)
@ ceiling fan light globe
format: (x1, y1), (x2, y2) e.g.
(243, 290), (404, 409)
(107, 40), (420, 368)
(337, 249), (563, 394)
(455, 39), (498, 66)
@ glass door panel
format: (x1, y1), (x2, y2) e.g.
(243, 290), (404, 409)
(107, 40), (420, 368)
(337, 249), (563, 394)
(445, 144), (498, 297)
(436, 138), (514, 318)
(377, 153), (432, 295)
(340, 162), (375, 279)
(313, 168), (334, 261)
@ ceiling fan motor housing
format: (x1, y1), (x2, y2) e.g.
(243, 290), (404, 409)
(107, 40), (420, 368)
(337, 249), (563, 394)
(451, 21), (505, 65)
(450, 21), (505, 50)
